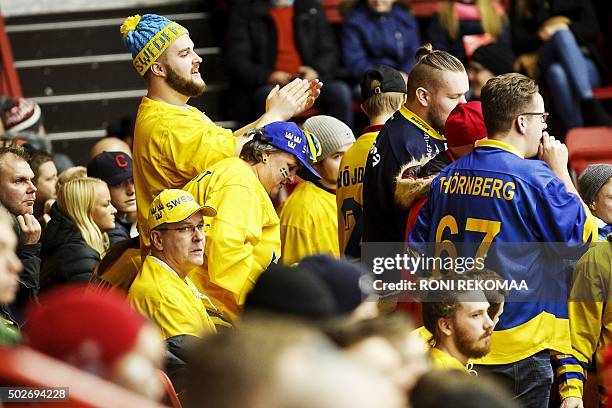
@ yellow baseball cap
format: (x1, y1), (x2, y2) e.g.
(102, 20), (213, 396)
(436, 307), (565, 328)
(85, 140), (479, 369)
(148, 189), (216, 232)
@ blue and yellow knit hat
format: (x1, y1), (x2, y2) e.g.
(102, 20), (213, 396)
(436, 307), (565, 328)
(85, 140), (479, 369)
(120, 14), (189, 76)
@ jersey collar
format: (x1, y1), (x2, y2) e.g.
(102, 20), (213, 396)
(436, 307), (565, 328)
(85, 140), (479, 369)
(399, 106), (446, 141)
(475, 139), (524, 158)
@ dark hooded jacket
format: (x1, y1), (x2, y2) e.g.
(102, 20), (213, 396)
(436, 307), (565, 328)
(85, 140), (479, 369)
(40, 203), (100, 291)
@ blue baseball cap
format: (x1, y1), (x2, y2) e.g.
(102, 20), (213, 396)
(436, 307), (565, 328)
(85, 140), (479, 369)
(255, 122), (322, 179)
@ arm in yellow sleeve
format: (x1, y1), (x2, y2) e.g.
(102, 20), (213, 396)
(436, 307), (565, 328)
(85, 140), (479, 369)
(557, 244), (610, 400)
(205, 185), (264, 304)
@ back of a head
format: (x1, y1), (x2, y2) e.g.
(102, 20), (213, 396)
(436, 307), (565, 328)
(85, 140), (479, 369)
(406, 44), (465, 99)
(298, 255), (365, 315)
(325, 313), (415, 353)
(185, 314), (406, 408)
(480, 73), (538, 137)
(56, 166), (88, 192)
(444, 101), (487, 148)
(302, 115), (355, 161)
(90, 137), (132, 159)
(411, 370), (518, 408)
(184, 314), (325, 408)
(25, 285), (147, 376)
(244, 264), (337, 320)
(471, 43), (516, 76)
(360, 64), (407, 118)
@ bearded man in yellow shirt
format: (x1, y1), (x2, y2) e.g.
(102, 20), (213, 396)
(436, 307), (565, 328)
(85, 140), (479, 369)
(119, 14), (322, 248)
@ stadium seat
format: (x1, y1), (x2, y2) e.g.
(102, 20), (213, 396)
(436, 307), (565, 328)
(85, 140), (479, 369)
(0, 347), (165, 408)
(158, 370), (182, 408)
(565, 126), (612, 178)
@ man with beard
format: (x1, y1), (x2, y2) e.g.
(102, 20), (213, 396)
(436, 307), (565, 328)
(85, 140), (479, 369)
(362, 44), (468, 243)
(120, 14), (321, 248)
(421, 278), (494, 373)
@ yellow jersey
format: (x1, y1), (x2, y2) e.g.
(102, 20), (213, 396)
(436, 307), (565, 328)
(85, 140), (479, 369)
(128, 255), (217, 339)
(184, 157), (281, 323)
(133, 96), (237, 247)
(279, 181), (339, 266)
(428, 347), (469, 372)
(336, 127), (381, 258)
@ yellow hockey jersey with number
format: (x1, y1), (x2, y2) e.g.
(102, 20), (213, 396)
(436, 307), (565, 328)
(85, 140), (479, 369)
(336, 128), (380, 259)
(128, 256), (217, 339)
(184, 157), (281, 324)
(279, 181), (339, 265)
(133, 96), (237, 247)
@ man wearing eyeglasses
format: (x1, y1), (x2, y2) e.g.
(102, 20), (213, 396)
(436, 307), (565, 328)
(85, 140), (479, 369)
(408, 73), (598, 408)
(128, 189), (218, 339)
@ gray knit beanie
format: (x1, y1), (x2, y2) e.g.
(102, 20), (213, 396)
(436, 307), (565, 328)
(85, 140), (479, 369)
(578, 164), (612, 204)
(303, 115), (355, 161)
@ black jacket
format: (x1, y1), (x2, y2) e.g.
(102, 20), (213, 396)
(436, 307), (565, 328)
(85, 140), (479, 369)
(5, 214), (41, 323)
(40, 204), (100, 290)
(107, 218), (133, 246)
(225, 0), (340, 87)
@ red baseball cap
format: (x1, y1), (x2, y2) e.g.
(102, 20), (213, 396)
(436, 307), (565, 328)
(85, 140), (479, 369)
(444, 101), (487, 148)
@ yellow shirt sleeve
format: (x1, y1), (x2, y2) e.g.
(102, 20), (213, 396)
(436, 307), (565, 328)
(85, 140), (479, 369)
(205, 184), (265, 304)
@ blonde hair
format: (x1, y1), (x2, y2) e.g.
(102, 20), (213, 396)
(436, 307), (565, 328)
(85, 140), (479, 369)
(407, 44), (465, 98)
(57, 177), (109, 255)
(438, 0), (504, 42)
(56, 166), (87, 191)
(361, 79), (406, 118)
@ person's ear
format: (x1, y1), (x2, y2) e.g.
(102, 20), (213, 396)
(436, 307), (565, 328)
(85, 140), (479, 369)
(437, 317), (454, 337)
(150, 230), (164, 251)
(588, 201), (597, 214)
(415, 87), (430, 108)
(150, 61), (166, 78)
(261, 152), (270, 164)
(515, 115), (527, 135)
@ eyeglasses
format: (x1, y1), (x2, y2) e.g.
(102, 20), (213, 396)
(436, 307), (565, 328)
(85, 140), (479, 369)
(519, 112), (549, 123)
(157, 222), (206, 235)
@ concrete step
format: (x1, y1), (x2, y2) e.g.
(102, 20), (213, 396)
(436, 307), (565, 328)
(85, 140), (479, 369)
(35, 84), (229, 134)
(7, 12), (216, 61)
(17, 48), (224, 97)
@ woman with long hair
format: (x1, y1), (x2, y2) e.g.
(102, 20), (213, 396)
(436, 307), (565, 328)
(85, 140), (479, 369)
(427, 0), (510, 64)
(40, 177), (117, 290)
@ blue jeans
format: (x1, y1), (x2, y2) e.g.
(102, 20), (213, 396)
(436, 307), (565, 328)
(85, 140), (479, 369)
(539, 29), (602, 130)
(254, 79), (354, 129)
(474, 350), (553, 408)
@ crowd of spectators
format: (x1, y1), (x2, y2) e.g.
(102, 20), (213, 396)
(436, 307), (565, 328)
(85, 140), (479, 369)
(0, 1), (611, 407)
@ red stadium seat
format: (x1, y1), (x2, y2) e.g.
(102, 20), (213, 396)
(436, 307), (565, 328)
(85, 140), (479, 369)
(565, 126), (612, 178)
(0, 347), (166, 408)
(158, 370), (182, 408)
(593, 86), (612, 101)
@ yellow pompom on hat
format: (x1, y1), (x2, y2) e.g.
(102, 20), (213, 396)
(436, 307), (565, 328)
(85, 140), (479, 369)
(120, 13), (189, 76)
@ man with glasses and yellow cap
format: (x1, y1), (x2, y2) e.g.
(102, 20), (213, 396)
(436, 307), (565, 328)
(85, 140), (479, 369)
(128, 189), (218, 338)
(119, 14), (322, 251)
